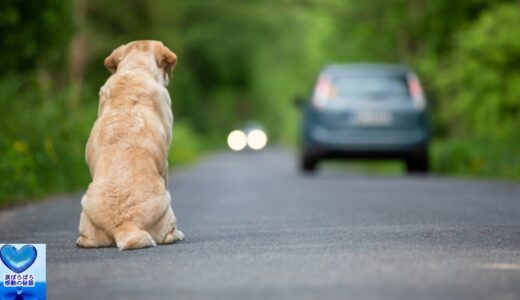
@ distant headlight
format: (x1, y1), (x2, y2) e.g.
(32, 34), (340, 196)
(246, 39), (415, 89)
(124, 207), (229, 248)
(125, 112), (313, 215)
(227, 130), (247, 151)
(247, 129), (268, 150)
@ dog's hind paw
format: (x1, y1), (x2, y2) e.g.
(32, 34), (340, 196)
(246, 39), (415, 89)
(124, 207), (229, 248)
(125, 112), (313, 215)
(162, 229), (184, 244)
(174, 229), (184, 241)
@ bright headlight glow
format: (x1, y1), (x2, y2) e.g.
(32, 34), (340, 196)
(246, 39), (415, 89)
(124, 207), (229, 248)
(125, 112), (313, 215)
(227, 130), (247, 151)
(247, 129), (268, 150)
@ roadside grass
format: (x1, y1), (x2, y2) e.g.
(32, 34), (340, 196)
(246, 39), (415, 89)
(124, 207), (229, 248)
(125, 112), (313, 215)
(0, 75), (94, 207)
(0, 75), (202, 208)
(320, 139), (520, 180)
(431, 139), (520, 180)
(168, 121), (202, 167)
(322, 160), (404, 175)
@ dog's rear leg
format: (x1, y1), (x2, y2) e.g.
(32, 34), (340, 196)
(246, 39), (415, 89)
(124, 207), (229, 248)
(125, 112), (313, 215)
(77, 211), (114, 248)
(151, 205), (184, 245)
(113, 223), (156, 250)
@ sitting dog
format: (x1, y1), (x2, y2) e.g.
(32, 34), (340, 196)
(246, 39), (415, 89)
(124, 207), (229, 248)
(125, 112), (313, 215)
(76, 40), (184, 250)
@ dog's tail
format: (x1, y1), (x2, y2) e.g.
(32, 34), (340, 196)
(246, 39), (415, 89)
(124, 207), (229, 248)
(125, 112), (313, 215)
(113, 223), (156, 250)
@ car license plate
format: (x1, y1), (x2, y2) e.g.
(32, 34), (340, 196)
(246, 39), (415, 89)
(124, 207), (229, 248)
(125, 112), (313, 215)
(351, 110), (393, 126)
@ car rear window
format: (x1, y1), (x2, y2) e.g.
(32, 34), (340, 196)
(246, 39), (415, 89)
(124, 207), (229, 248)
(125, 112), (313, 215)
(332, 75), (409, 99)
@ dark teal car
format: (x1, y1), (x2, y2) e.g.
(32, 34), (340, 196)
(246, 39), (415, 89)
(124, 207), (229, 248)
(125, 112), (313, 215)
(299, 64), (430, 173)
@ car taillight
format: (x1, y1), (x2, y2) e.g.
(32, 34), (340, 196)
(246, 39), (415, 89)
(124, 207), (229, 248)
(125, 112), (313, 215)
(407, 74), (426, 110)
(312, 74), (333, 109)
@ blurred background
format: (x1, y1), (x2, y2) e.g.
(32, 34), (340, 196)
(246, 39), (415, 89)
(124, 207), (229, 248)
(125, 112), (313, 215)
(1, 0), (519, 206)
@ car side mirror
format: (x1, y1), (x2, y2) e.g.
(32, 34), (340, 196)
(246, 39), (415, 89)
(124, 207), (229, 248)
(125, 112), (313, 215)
(293, 97), (306, 109)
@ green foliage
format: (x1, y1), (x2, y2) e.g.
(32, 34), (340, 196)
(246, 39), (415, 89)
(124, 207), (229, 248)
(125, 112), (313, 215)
(0, 75), (96, 205)
(436, 3), (520, 141)
(149, 0), (332, 141)
(0, 0), (72, 73)
(168, 121), (200, 167)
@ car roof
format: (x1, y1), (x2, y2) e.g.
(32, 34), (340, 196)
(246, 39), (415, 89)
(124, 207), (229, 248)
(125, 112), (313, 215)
(322, 63), (413, 77)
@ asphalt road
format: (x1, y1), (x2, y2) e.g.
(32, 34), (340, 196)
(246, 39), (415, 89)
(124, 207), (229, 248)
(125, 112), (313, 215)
(1, 149), (520, 300)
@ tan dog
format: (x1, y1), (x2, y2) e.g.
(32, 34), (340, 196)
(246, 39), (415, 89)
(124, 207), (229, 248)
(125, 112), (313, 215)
(76, 40), (184, 250)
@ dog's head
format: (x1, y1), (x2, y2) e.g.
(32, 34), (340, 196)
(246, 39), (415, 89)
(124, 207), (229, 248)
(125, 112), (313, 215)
(104, 40), (177, 85)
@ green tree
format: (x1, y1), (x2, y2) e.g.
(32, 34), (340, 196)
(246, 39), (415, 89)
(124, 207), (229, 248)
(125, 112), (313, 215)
(436, 3), (520, 140)
(0, 0), (71, 74)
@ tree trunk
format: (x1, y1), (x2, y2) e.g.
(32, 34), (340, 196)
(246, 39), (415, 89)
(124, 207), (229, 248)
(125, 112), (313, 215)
(68, 0), (88, 104)
(399, 0), (423, 60)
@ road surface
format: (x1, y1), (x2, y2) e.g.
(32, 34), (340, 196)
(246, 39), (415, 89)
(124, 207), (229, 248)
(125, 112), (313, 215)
(1, 149), (520, 300)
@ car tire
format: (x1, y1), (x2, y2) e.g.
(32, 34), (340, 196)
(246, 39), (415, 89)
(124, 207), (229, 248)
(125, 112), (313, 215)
(405, 149), (429, 173)
(301, 154), (318, 174)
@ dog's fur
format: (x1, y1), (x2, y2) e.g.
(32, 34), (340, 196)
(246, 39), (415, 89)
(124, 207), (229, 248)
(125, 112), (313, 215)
(76, 40), (183, 250)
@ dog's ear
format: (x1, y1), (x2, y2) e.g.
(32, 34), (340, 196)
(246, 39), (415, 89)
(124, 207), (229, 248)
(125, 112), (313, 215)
(104, 44), (127, 73)
(154, 44), (177, 78)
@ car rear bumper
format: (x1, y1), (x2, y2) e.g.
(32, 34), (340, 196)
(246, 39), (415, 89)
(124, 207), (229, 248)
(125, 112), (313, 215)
(304, 126), (428, 158)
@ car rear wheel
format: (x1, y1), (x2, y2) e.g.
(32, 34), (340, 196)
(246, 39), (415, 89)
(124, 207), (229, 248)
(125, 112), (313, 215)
(405, 149), (429, 173)
(301, 153), (318, 173)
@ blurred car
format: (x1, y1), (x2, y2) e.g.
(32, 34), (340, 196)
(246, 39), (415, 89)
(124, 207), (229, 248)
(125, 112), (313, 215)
(227, 121), (268, 151)
(298, 63), (430, 173)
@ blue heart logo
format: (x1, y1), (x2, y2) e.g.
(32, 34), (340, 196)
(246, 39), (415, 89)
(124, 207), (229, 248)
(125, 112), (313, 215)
(0, 245), (37, 273)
